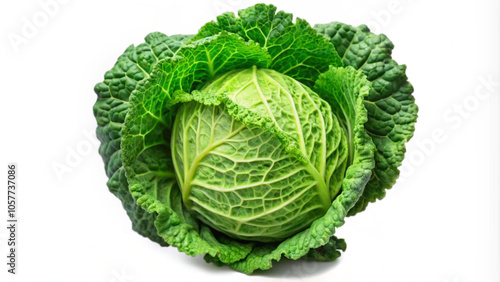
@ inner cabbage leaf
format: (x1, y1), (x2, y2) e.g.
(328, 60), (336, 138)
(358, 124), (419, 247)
(171, 67), (348, 241)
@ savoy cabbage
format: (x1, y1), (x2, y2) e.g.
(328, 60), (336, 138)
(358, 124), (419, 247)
(93, 4), (417, 274)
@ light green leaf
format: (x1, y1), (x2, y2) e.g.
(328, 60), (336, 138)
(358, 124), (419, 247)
(172, 67), (347, 241)
(314, 67), (371, 165)
(200, 67), (347, 201)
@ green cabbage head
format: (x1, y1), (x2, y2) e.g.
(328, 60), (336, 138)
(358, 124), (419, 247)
(93, 4), (417, 274)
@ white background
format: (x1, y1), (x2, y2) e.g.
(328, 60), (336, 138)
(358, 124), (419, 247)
(1, 0), (499, 281)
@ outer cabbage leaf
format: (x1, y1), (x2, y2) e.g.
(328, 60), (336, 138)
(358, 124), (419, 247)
(121, 32), (270, 264)
(192, 3), (343, 87)
(93, 32), (192, 245)
(314, 22), (418, 215)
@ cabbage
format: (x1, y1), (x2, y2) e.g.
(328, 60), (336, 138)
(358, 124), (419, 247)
(93, 4), (417, 274)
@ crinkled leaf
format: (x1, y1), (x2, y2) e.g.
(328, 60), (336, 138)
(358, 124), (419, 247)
(314, 67), (371, 165)
(304, 235), (346, 261)
(192, 3), (343, 87)
(173, 101), (326, 242)
(93, 32), (192, 245)
(315, 22), (418, 215)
